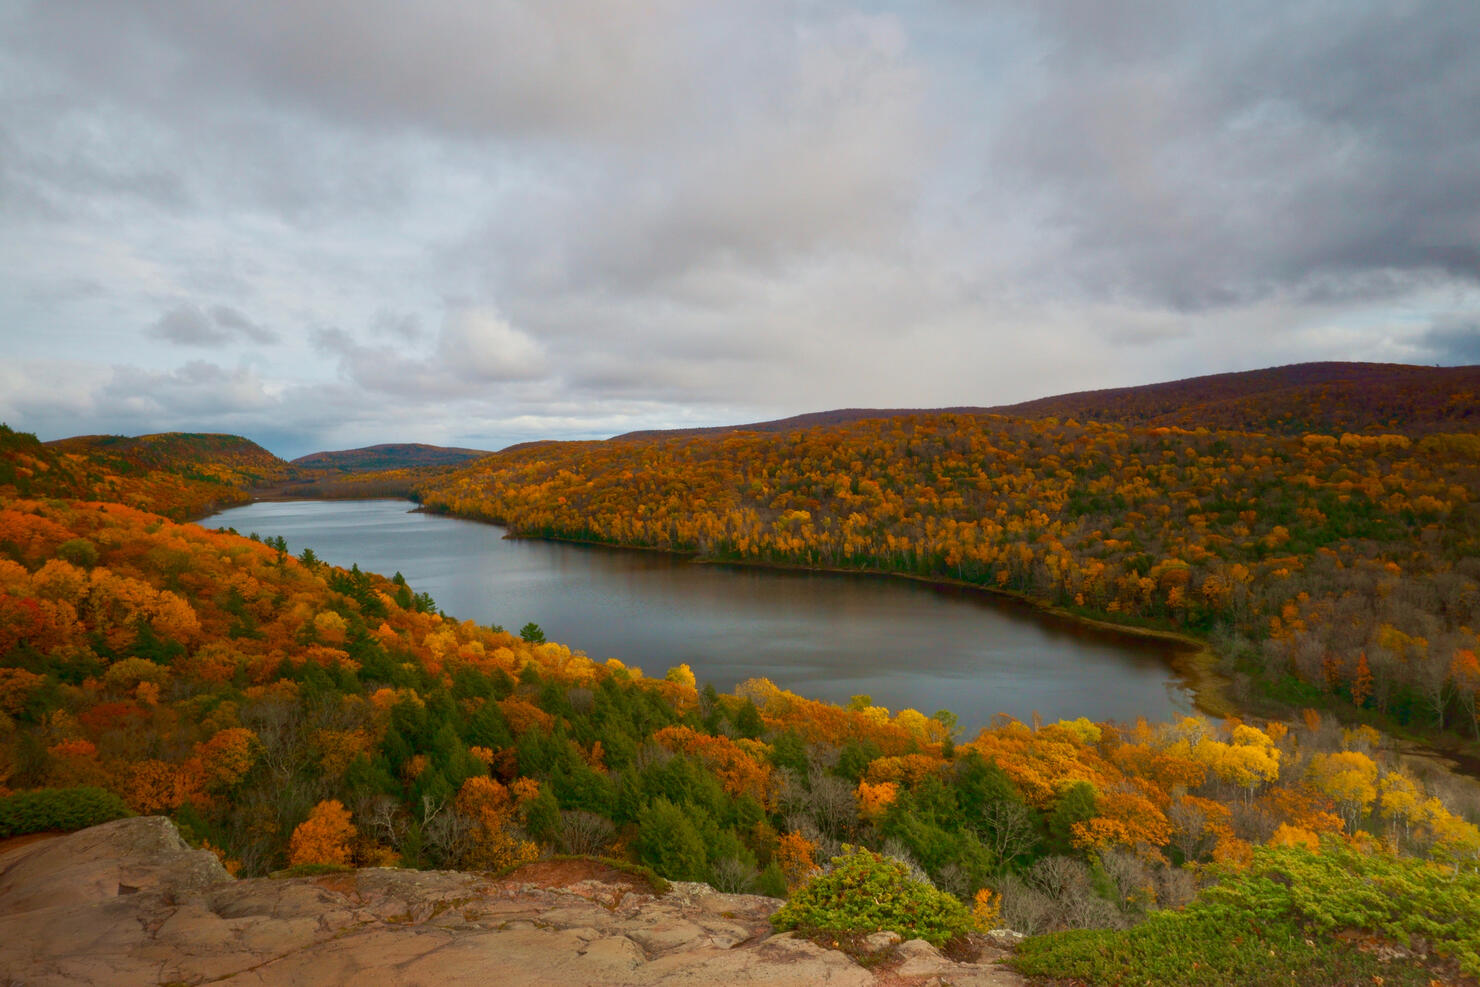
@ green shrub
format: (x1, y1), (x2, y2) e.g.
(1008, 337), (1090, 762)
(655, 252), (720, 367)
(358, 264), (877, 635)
(0, 786), (132, 836)
(770, 846), (972, 947)
(1014, 839), (1480, 986)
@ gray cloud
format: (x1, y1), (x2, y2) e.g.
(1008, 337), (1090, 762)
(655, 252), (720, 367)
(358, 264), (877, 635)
(148, 303), (278, 346)
(371, 309), (424, 343)
(312, 307), (547, 398)
(100, 361), (275, 418)
(1417, 322), (1480, 366)
(11, 0), (692, 141)
(991, 0), (1480, 309)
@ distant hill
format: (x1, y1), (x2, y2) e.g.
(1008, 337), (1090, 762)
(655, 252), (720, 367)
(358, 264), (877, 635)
(991, 361), (1480, 436)
(613, 362), (1480, 442)
(612, 407), (991, 442)
(291, 443), (492, 472)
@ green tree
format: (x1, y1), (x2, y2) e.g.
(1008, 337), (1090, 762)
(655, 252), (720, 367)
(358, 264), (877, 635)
(636, 798), (707, 881)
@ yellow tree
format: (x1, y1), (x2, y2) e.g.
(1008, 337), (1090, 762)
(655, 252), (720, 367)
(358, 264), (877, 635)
(455, 776), (539, 871)
(775, 830), (820, 891)
(1191, 724), (1280, 803)
(1305, 751), (1378, 831)
(856, 779), (899, 821)
(1425, 800), (1480, 872)
(288, 799), (356, 867)
(1377, 770), (1425, 846)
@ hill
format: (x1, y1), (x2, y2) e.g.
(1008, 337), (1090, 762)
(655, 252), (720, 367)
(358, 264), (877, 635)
(2, 426), (289, 520)
(993, 361), (1480, 436)
(613, 407), (990, 442)
(612, 362), (1480, 443)
(291, 443), (492, 472)
(46, 431), (289, 481)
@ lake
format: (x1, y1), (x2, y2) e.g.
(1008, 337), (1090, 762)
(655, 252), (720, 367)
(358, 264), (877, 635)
(205, 499), (1195, 736)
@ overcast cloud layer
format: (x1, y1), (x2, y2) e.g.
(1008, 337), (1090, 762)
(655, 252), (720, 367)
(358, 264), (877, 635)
(2, 0), (1478, 458)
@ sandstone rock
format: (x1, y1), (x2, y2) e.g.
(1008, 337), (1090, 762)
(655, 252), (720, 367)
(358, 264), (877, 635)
(0, 818), (1029, 986)
(895, 937), (950, 976)
(0, 815), (228, 917)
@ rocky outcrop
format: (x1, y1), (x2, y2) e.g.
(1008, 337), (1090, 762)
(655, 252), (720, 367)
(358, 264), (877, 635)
(0, 818), (1024, 986)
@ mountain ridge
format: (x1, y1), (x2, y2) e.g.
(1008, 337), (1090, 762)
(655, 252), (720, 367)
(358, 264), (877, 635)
(612, 361), (1480, 442)
(291, 442), (493, 472)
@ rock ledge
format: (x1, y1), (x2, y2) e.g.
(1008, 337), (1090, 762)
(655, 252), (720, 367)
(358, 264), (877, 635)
(0, 818), (1022, 986)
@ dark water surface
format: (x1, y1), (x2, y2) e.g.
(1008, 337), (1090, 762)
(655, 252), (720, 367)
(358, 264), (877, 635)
(206, 499), (1194, 736)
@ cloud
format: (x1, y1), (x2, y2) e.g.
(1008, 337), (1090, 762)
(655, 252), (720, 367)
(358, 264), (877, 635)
(1416, 322), (1480, 365)
(371, 309), (423, 342)
(312, 307), (547, 398)
(209, 305), (277, 344)
(4, 0), (1480, 460)
(98, 361), (277, 418)
(148, 303), (277, 346)
(12, 0), (694, 141)
(437, 308), (546, 382)
(148, 306), (218, 346)
(463, 10), (927, 305)
(989, 0), (1480, 308)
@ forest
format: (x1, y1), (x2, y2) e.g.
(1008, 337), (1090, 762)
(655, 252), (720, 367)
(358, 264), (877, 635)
(4, 362), (1480, 983)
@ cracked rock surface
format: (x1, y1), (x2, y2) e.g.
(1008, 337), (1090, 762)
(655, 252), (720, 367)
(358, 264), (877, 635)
(0, 818), (1024, 986)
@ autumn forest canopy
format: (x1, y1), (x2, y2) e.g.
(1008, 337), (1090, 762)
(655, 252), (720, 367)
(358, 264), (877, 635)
(4, 361), (1480, 984)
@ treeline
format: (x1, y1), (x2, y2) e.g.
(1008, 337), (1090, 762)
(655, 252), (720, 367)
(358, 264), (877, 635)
(253, 463), (457, 502)
(415, 412), (1480, 741)
(2, 492), (1478, 936)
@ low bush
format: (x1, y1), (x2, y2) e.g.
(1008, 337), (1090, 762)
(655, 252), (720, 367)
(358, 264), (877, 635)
(770, 846), (972, 947)
(0, 786), (132, 837)
(1014, 839), (1480, 986)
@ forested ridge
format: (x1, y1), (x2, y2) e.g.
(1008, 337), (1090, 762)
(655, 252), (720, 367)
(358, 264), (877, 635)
(994, 361), (1480, 436)
(4, 358), (1480, 984)
(417, 365), (1480, 748)
(610, 362), (1480, 442)
(1, 425), (479, 508)
(3, 425), (287, 521)
(290, 442), (493, 472)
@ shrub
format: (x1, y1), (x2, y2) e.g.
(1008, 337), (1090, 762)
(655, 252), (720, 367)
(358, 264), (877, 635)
(0, 786), (132, 836)
(770, 846), (973, 947)
(1014, 839), (1480, 986)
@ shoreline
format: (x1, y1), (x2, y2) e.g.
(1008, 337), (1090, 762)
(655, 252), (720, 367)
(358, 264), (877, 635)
(436, 508), (1237, 720)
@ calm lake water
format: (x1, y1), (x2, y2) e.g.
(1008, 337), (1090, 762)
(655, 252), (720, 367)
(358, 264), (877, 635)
(206, 499), (1194, 736)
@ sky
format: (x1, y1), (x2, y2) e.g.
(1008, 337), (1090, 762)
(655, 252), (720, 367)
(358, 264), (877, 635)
(2, 1), (1478, 460)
